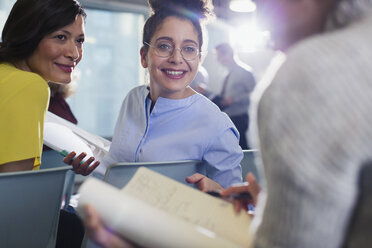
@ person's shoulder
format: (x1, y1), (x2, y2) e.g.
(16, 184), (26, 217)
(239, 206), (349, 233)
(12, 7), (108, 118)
(125, 85), (149, 99)
(0, 63), (48, 95)
(286, 13), (372, 70)
(0, 63), (45, 84)
(127, 84), (148, 93)
(192, 93), (218, 111)
(233, 61), (254, 78)
(261, 15), (372, 111)
(192, 94), (234, 127)
(237, 61), (253, 71)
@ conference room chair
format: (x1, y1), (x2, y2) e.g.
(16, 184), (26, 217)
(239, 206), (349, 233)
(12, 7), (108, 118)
(41, 149), (75, 209)
(0, 166), (70, 248)
(241, 149), (260, 183)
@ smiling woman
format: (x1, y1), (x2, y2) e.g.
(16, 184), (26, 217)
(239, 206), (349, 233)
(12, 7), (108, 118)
(0, 1), (98, 246)
(0, 0), (99, 175)
(140, 16), (200, 100)
(18, 15), (85, 84)
(73, 0), (244, 189)
(79, 1), (245, 247)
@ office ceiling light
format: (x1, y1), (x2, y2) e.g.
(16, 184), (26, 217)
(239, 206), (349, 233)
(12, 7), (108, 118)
(229, 0), (256, 13)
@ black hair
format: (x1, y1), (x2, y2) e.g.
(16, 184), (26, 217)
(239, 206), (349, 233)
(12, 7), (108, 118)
(142, 0), (214, 54)
(0, 0), (86, 63)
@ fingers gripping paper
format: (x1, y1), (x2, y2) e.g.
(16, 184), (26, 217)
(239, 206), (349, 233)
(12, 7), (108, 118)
(77, 167), (253, 248)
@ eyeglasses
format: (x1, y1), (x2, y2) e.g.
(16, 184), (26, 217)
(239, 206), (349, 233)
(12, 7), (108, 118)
(144, 41), (200, 61)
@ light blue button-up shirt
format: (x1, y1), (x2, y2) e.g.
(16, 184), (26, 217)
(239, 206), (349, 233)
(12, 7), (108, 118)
(101, 85), (242, 188)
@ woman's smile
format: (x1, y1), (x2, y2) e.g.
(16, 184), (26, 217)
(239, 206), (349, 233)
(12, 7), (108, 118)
(162, 68), (187, 79)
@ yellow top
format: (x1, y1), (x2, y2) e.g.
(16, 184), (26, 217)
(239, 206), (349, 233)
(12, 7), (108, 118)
(0, 62), (49, 169)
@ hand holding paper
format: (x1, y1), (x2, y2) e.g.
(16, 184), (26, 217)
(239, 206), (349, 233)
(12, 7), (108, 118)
(78, 167), (253, 248)
(63, 150), (100, 176)
(43, 121), (100, 175)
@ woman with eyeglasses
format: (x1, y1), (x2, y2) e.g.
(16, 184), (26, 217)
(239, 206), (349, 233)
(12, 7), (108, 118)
(68, 0), (243, 191)
(81, 0), (243, 246)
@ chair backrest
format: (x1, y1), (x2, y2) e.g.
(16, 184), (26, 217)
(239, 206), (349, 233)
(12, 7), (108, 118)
(41, 149), (65, 168)
(0, 166), (70, 248)
(104, 160), (206, 189)
(241, 149), (260, 183)
(343, 161), (372, 247)
(41, 150), (75, 210)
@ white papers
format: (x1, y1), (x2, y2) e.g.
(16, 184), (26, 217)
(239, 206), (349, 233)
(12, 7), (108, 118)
(44, 111), (111, 160)
(78, 167), (253, 248)
(43, 122), (94, 158)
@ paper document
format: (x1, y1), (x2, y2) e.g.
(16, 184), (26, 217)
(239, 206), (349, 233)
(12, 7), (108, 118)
(44, 111), (111, 160)
(43, 122), (94, 158)
(77, 167), (253, 248)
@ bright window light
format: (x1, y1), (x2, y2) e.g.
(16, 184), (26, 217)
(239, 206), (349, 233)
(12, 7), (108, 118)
(229, 21), (269, 52)
(229, 0), (256, 13)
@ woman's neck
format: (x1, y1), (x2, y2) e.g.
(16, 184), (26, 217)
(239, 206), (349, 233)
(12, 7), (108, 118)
(13, 59), (32, 73)
(149, 85), (196, 102)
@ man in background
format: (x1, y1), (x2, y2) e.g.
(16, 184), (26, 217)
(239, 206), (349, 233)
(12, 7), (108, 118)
(213, 43), (256, 149)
